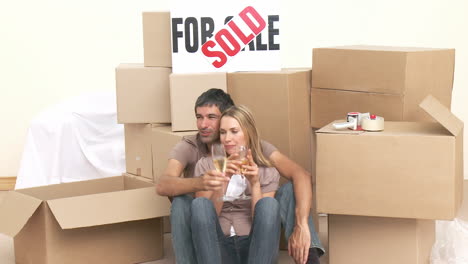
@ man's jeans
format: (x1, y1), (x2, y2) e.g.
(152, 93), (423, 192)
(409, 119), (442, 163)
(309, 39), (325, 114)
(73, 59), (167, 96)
(190, 197), (280, 264)
(170, 182), (325, 264)
(275, 182), (325, 256)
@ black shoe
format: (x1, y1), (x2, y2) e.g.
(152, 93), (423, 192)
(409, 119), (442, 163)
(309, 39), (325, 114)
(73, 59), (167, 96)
(306, 248), (320, 264)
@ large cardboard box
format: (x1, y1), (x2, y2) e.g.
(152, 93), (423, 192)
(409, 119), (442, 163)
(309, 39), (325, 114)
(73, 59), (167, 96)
(316, 95), (463, 220)
(125, 124), (195, 182)
(143, 12), (172, 67)
(125, 123), (168, 180)
(151, 126), (197, 182)
(0, 175), (171, 264)
(120, 172), (172, 234)
(170, 72), (227, 131)
(311, 88), (405, 128)
(227, 69), (313, 181)
(311, 46), (454, 128)
(458, 180), (468, 220)
(116, 63), (171, 124)
(328, 214), (435, 264)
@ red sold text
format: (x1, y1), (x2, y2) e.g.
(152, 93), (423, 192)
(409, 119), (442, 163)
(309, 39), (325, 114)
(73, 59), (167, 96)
(172, 6), (279, 68)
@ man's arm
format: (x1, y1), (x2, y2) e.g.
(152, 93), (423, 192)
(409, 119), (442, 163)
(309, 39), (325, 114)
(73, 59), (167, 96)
(269, 151), (312, 264)
(156, 159), (228, 197)
(155, 159), (203, 197)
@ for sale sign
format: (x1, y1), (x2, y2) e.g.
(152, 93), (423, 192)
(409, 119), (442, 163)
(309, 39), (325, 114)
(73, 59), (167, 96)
(171, 0), (281, 73)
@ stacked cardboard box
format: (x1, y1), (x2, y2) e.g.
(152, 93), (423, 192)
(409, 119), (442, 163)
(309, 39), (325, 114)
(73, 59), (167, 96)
(312, 46), (462, 264)
(143, 12), (172, 67)
(170, 72), (227, 131)
(328, 215), (435, 264)
(116, 64), (171, 124)
(310, 46), (455, 128)
(227, 69), (313, 178)
(117, 13), (173, 229)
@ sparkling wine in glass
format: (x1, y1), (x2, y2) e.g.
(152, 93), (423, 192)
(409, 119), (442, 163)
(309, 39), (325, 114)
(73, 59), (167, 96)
(213, 156), (227, 173)
(237, 146), (251, 200)
(211, 143), (228, 201)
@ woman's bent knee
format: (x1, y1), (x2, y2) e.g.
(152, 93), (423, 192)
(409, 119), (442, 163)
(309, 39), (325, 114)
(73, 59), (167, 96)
(255, 197), (280, 219)
(191, 197), (215, 223)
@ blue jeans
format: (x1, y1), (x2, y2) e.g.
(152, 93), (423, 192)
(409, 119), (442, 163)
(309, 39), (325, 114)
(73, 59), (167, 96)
(170, 182), (324, 264)
(170, 195), (198, 264)
(275, 182), (325, 255)
(191, 197), (281, 264)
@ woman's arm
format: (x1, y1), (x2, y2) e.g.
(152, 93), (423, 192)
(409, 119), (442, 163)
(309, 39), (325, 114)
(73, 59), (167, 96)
(243, 149), (277, 215)
(249, 181), (262, 216)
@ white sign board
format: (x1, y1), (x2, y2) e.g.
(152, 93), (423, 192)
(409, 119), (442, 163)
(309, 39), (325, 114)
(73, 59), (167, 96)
(170, 0), (281, 73)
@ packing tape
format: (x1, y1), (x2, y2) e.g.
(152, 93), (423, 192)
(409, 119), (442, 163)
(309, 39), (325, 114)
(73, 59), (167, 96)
(362, 116), (384, 131)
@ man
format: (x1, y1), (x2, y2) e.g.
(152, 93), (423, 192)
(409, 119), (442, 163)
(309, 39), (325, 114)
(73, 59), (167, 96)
(156, 89), (324, 264)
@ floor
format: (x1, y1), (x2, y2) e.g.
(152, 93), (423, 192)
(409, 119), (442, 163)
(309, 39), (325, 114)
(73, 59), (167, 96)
(0, 190), (329, 264)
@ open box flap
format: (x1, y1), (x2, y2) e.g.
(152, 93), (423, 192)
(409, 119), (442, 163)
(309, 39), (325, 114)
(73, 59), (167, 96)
(47, 187), (170, 229)
(419, 95), (463, 136)
(0, 191), (42, 237)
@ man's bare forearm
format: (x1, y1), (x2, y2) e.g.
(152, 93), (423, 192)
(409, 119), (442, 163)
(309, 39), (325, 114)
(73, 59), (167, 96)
(156, 175), (203, 197)
(269, 151), (312, 226)
(292, 168), (312, 225)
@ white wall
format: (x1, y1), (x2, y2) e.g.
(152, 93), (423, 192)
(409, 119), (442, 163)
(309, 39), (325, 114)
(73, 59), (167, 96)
(1, 0), (467, 178)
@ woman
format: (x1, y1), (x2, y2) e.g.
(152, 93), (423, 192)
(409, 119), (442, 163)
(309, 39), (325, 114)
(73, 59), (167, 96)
(191, 105), (281, 264)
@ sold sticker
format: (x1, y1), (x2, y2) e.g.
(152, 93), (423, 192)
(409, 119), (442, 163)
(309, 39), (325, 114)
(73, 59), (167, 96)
(201, 6), (267, 68)
(171, 0), (281, 73)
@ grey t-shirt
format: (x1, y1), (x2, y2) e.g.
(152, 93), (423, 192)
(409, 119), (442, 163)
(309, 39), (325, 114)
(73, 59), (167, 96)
(168, 134), (277, 179)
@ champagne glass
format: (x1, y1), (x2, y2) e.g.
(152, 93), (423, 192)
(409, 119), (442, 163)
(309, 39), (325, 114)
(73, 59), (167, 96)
(211, 143), (228, 201)
(237, 146), (251, 200)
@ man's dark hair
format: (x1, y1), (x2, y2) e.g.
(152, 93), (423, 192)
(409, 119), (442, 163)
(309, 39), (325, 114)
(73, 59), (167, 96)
(194, 88), (235, 113)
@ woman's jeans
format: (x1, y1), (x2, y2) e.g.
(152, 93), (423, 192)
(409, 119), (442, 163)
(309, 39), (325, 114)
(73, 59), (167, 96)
(170, 182), (325, 264)
(190, 197), (280, 264)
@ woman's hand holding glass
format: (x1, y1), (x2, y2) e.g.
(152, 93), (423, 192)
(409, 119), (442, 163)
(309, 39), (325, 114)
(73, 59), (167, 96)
(225, 154), (240, 178)
(241, 149), (259, 186)
(224, 146), (256, 200)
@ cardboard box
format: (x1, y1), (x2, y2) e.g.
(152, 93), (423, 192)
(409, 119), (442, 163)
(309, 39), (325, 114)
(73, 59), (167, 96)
(170, 72), (227, 131)
(0, 175), (171, 264)
(328, 214), (435, 264)
(163, 216), (171, 233)
(311, 46), (454, 128)
(458, 180), (468, 220)
(151, 126), (197, 182)
(125, 123), (168, 180)
(125, 124), (195, 182)
(311, 88), (405, 128)
(143, 12), (172, 67)
(311, 128), (319, 230)
(116, 63), (171, 124)
(227, 69), (313, 182)
(119, 173), (172, 233)
(316, 95), (464, 220)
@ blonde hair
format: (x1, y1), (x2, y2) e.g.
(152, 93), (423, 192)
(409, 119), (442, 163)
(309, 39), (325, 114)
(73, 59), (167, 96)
(221, 105), (272, 167)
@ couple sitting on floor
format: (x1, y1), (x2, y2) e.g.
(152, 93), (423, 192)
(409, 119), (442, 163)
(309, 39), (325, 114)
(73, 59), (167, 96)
(156, 89), (324, 264)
